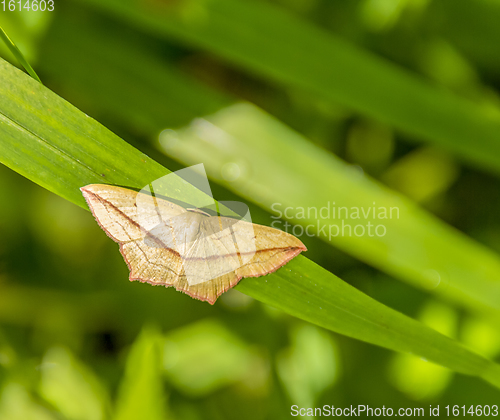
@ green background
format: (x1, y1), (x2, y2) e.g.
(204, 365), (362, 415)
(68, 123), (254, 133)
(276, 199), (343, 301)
(1, 0), (500, 418)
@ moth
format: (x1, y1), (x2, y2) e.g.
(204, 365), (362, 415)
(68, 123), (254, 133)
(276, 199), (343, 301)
(81, 184), (306, 304)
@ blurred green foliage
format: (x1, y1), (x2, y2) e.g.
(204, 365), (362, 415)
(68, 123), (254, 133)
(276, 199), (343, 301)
(2, 0), (500, 418)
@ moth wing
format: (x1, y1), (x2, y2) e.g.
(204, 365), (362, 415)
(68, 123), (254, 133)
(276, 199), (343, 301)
(181, 216), (243, 286)
(80, 184), (185, 243)
(236, 223), (306, 278)
(121, 240), (184, 285)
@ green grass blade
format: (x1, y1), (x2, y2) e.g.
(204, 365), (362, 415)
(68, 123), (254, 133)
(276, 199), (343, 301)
(164, 103), (500, 318)
(427, 0), (500, 73)
(75, 0), (500, 174)
(114, 327), (166, 420)
(238, 258), (500, 389)
(39, 347), (110, 420)
(37, 5), (230, 131)
(0, 25), (42, 83)
(1, 57), (500, 388)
